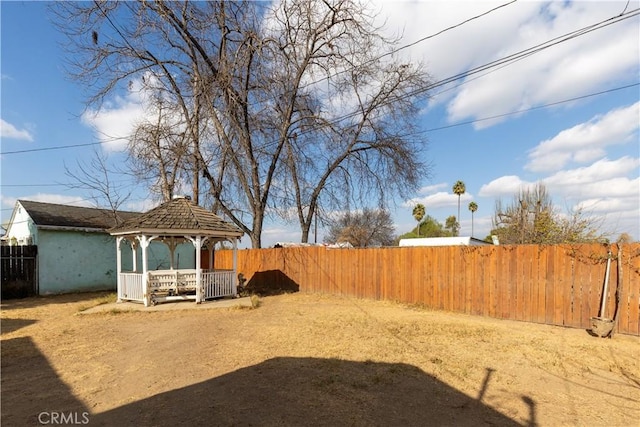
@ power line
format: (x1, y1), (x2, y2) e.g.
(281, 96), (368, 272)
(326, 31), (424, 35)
(1, 177), (133, 187)
(0, 183), (68, 187)
(310, 8), (640, 133)
(2, 81), (634, 161)
(421, 83), (640, 133)
(1, 141), (105, 155)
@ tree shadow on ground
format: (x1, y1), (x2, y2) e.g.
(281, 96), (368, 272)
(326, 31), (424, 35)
(243, 270), (300, 296)
(1, 339), (528, 426)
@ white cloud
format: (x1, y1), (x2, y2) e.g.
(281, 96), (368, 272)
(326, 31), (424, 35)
(81, 95), (146, 152)
(575, 195), (638, 215)
(479, 175), (534, 197)
(81, 73), (169, 152)
(376, 1), (639, 127)
(479, 158), (639, 206)
(526, 102), (640, 172)
(544, 157), (640, 198)
(1, 119), (34, 141)
(407, 190), (473, 209)
(416, 183), (448, 195)
(261, 226), (303, 247)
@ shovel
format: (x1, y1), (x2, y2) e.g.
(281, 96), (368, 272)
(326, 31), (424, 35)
(590, 249), (615, 338)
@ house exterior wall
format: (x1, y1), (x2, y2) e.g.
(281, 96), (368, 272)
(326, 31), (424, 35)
(38, 229), (117, 294)
(37, 230), (196, 294)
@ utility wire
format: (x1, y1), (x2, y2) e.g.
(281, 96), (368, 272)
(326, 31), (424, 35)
(421, 83), (640, 133)
(0, 183), (67, 187)
(1, 141), (104, 155)
(1, 178), (132, 187)
(2, 81), (636, 156)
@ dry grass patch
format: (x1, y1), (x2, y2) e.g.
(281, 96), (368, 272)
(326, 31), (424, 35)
(1, 291), (638, 426)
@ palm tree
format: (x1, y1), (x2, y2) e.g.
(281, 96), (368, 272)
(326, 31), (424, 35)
(452, 180), (466, 226)
(468, 201), (478, 237)
(412, 203), (425, 237)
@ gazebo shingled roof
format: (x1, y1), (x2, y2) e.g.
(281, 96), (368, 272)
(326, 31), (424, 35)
(108, 196), (243, 237)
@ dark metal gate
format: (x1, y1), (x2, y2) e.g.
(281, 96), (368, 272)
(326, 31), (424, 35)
(1, 245), (38, 298)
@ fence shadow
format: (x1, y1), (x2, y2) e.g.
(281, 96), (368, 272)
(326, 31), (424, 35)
(0, 291), (113, 311)
(244, 270), (300, 296)
(1, 318), (37, 334)
(93, 357), (523, 426)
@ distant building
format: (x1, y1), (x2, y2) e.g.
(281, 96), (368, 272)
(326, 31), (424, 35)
(398, 236), (493, 247)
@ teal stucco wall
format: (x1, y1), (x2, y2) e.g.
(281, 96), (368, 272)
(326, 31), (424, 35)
(37, 230), (196, 294)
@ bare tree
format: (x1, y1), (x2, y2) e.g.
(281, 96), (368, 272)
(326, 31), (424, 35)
(269, 0), (432, 242)
(491, 183), (606, 244)
(325, 208), (395, 247)
(53, 0), (432, 247)
(128, 92), (191, 202)
(64, 149), (132, 225)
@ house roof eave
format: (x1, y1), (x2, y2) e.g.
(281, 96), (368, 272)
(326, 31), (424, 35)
(36, 225), (108, 233)
(109, 228), (244, 238)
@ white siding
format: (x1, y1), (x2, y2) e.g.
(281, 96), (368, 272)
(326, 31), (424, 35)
(5, 201), (37, 245)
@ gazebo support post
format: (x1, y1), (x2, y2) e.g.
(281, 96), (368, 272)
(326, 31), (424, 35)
(139, 235), (150, 307)
(232, 237), (238, 295)
(116, 236), (123, 302)
(195, 236), (203, 303)
(131, 239), (138, 272)
(165, 237), (178, 270)
(208, 243), (214, 272)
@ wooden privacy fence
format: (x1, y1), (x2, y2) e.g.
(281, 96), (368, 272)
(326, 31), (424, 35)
(1, 245), (38, 298)
(216, 243), (640, 336)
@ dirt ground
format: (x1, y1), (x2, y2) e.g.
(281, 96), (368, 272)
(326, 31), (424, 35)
(1, 291), (639, 426)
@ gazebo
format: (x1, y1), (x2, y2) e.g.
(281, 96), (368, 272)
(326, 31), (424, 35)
(108, 196), (244, 306)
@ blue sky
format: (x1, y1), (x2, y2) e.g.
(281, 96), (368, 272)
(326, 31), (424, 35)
(1, 1), (639, 247)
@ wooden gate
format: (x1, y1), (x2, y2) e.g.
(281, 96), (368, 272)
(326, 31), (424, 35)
(1, 245), (38, 298)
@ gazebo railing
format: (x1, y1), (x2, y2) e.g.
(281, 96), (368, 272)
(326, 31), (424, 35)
(118, 269), (236, 304)
(148, 269), (197, 294)
(203, 269), (235, 299)
(118, 273), (144, 302)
